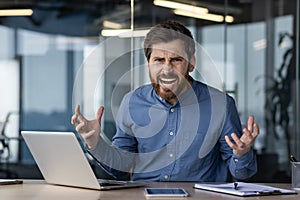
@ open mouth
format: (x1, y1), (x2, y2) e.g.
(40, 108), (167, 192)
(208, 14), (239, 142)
(160, 78), (177, 84)
(159, 77), (178, 90)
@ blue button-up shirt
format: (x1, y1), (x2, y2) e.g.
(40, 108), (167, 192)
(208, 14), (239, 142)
(89, 79), (257, 182)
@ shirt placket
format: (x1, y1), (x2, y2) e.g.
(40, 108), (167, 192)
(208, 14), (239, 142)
(161, 106), (177, 181)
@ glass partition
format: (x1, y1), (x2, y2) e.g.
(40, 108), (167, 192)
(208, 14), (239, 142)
(0, 0), (299, 182)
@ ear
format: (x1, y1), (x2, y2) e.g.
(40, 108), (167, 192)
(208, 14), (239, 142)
(145, 60), (151, 81)
(188, 55), (195, 72)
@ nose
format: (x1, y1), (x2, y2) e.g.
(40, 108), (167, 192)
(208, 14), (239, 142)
(162, 59), (173, 72)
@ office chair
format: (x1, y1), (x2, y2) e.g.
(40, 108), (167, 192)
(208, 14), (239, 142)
(0, 113), (16, 178)
(0, 114), (10, 161)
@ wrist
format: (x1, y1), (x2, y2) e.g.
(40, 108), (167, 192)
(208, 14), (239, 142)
(84, 131), (100, 149)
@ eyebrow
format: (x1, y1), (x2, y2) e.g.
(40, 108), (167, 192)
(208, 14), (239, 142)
(152, 55), (185, 60)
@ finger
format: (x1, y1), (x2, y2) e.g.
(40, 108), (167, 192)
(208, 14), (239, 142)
(247, 115), (254, 133)
(71, 114), (77, 125)
(225, 135), (237, 149)
(72, 105), (83, 125)
(75, 105), (86, 123)
(81, 129), (95, 140)
(75, 104), (81, 115)
(231, 133), (246, 148)
(76, 121), (86, 133)
(240, 128), (256, 145)
(252, 123), (260, 138)
(97, 106), (104, 123)
(242, 128), (252, 139)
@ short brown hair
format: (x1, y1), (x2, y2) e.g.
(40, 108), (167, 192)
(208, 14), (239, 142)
(143, 20), (195, 61)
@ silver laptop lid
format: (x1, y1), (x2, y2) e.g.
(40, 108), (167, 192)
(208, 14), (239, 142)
(21, 131), (102, 190)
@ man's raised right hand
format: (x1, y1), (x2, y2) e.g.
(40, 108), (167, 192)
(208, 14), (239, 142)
(71, 105), (104, 149)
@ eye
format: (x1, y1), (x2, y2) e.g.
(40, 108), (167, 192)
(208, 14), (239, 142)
(153, 58), (164, 62)
(172, 57), (184, 63)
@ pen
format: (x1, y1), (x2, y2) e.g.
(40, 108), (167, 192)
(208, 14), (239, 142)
(234, 182), (238, 190)
(290, 155), (298, 162)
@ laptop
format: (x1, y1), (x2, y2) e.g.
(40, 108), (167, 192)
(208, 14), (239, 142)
(21, 131), (145, 190)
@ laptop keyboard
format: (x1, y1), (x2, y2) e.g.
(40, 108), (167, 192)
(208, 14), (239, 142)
(98, 179), (128, 186)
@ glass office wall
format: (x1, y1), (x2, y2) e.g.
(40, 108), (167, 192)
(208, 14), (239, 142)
(0, 25), (19, 163)
(0, 0), (299, 182)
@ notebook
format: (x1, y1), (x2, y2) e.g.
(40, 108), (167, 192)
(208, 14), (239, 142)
(194, 182), (297, 197)
(21, 131), (145, 190)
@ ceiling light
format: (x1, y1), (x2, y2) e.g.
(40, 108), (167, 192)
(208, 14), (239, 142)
(173, 9), (234, 23)
(119, 29), (150, 38)
(225, 16), (234, 23)
(101, 29), (131, 37)
(153, 0), (208, 14)
(0, 9), (33, 16)
(103, 20), (123, 29)
(101, 29), (149, 38)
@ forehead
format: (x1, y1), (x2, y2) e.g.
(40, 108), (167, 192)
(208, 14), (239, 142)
(151, 39), (187, 58)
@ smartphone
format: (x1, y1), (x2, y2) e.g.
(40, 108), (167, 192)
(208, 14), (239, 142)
(145, 188), (189, 198)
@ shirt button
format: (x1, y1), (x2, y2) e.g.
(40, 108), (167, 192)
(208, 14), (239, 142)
(170, 108), (175, 113)
(169, 153), (173, 158)
(169, 131), (174, 136)
(234, 158), (238, 163)
(164, 175), (168, 179)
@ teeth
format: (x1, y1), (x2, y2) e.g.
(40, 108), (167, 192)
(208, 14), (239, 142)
(160, 78), (176, 84)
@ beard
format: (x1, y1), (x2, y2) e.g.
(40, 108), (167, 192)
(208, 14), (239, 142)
(152, 82), (177, 102)
(150, 72), (191, 104)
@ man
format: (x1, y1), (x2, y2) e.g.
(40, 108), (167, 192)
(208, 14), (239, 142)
(71, 20), (259, 182)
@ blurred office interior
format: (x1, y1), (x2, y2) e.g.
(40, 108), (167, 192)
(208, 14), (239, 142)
(0, 0), (299, 182)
